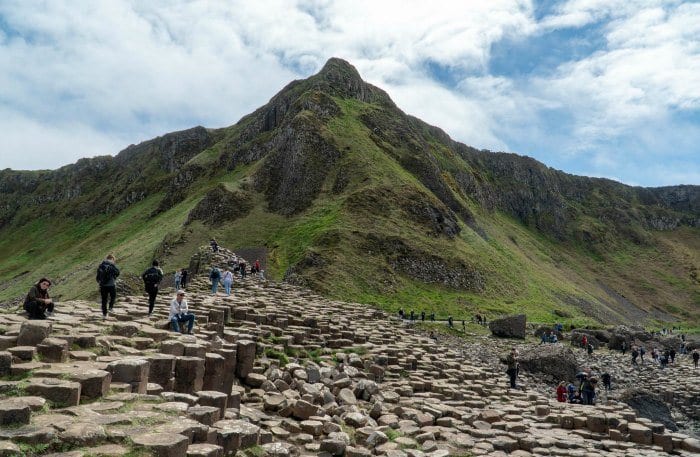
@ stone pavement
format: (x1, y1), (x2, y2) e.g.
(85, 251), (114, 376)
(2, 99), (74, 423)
(0, 248), (699, 456)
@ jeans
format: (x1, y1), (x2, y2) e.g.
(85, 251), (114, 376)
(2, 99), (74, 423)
(100, 285), (116, 315)
(224, 279), (232, 295)
(582, 390), (595, 405)
(171, 313), (195, 333)
(211, 281), (219, 294)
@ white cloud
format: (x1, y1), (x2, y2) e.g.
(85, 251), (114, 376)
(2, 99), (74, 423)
(0, 0), (697, 185)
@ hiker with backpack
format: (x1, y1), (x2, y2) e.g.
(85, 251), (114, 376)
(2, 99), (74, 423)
(141, 260), (164, 316)
(24, 277), (54, 320)
(96, 254), (120, 319)
(209, 266), (222, 294)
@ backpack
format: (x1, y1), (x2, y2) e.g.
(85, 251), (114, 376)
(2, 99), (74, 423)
(97, 263), (114, 284)
(143, 267), (162, 285)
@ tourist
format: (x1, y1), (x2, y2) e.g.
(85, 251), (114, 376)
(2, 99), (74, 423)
(669, 348), (676, 364)
(169, 290), (195, 334)
(631, 346), (639, 365)
(639, 346), (646, 364)
(252, 259), (261, 275)
(141, 260), (164, 316)
(587, 343), (594, 355)
(180, 269), (188, 288)
(621, 341), (627, 355)
(210, 238), (219, 253)
(556, 381), (567, 402)
(581, 375), (596, 405)
(581, 334), (588, 349)
(505, 347), (519, 389)
(96, 254), (120, 319)
(222, 269), (234, 296)
(398, 309), (404, 319)
(429, 312), (435, 321)
(24, 277), (54, 319)
(660, 351), (669, 369)
(540, 332), (547, 344)
(567, 383), (578, 403)
(421, 310), (425, 321)
(448, 315), (453, 328)
(692, 350), (699, 369)
(209, 266), (222, 294)
(601, 372), (611, 391)
(174, 269), (182, 290)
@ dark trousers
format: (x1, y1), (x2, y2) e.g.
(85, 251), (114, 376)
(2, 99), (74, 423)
(100, 285), (116, 315)
(582, 390), (595, 405)
(146, 285), (158, 314)
(507, 368), (517, 388)
(26, 300), (53, 319)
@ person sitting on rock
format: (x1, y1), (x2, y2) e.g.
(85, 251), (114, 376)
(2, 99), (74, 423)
(24, 277), (54, 319)
(169, 290), (195, 334)
(556, 381), (567, 402)
(567, 382), (578, 403)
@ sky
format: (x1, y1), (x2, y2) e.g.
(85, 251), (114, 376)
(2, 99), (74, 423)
(1, 0), (699, 187)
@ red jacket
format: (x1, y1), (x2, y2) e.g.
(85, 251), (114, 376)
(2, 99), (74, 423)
(557, 385), (567, 402)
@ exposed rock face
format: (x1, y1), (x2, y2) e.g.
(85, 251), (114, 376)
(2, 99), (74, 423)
(489, 314), (526, 339)
(621, 388), (678, 432)
(187, 185), (253, 225)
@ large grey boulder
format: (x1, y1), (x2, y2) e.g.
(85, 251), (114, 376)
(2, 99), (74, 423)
(517, 344), (578, 382)
(489, 314), (526, 339)
(620, 388), (678, 432)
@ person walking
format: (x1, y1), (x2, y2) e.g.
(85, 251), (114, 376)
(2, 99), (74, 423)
(24, 278), (54, 319)
(180, 269), (188, 288)
(96, 254), (120, 319)
(640, 346), (646, 364)
(174, 269), (182, 290)
(209, 266), (222, 294)
(601, 372), (611, 391)
(692, 350), (699, 369)
(669, 348), (676, 364)
(169, 290), (195, 334)
(621, 341), (627, 355)
(222, 269), (234, 296)
(141, 260), (164, 316)
(505, 347), (519, 389)
(631, 346), (639, 366)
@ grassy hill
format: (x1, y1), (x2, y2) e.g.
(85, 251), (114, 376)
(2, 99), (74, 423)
(1, 58), (698, 329)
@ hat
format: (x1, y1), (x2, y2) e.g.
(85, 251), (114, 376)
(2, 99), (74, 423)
(177, 290), (186, 295)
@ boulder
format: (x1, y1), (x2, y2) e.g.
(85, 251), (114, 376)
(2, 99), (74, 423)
(517, 344), (577, 382)
(489, 314), (526, 339)
(17, 321), (52, 346)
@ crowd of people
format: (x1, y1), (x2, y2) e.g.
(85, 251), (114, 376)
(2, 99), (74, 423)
(22, 241), (271, 333)
(500, 323), (699, 404)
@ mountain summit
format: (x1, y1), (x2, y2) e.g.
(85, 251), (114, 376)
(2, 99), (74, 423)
(1, 58), (698, 327)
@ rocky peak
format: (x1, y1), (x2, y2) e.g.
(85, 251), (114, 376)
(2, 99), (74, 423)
(309, 57), (394, 106)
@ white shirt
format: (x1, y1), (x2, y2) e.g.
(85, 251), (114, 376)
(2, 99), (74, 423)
(169, 298), (189, 320)
(223, 271), (233, 282)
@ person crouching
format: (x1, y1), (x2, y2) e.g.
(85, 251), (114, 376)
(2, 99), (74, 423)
(169, 290), (195, 334)
(24, 278), (54, 319)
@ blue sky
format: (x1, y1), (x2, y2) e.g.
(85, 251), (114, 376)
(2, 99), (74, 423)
(0, 0), (698, 186)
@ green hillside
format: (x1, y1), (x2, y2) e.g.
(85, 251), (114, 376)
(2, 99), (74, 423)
(1, 58), (698, 329)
